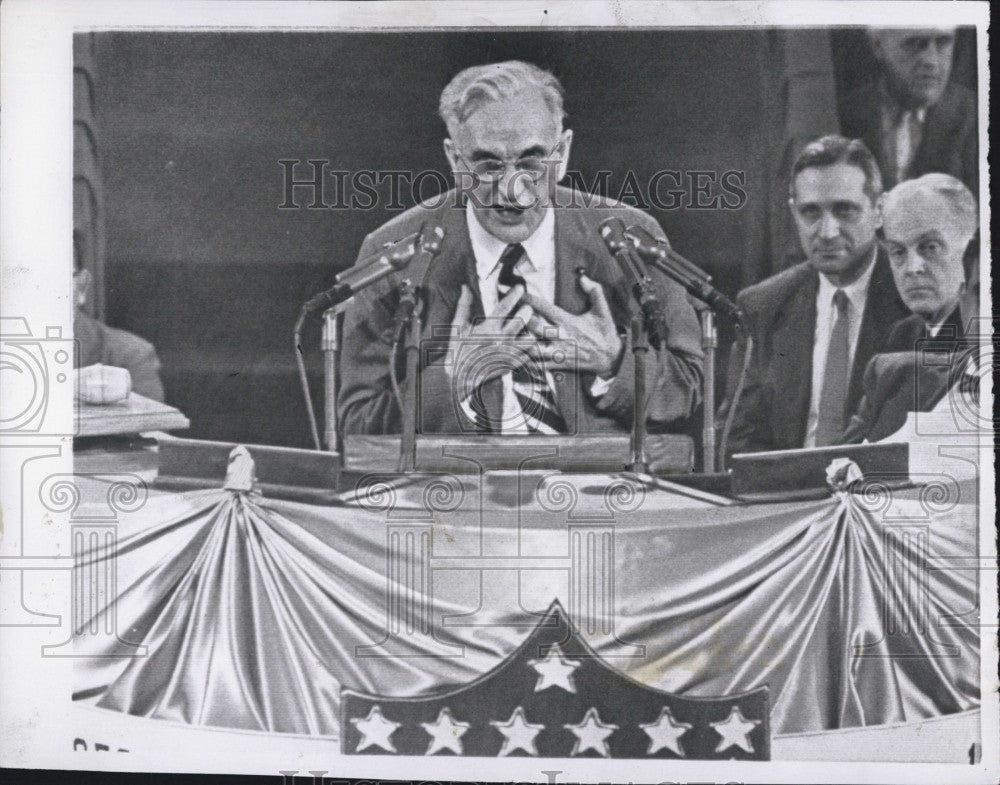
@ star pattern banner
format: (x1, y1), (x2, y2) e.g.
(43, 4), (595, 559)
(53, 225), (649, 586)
(342, 602), (770, 759)
(70, 471), (980, 739)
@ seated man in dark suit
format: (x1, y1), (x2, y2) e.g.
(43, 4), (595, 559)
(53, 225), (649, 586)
(838, 27), (977, 195)
(338, 61), (703, 435)
(74, 233), (165, 402)
(723, 135), (908, 455)
(842, 173), (979, 443)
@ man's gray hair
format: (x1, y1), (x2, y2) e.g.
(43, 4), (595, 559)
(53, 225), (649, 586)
(883, 173), (978, 238)
(439, 60), (565, 137)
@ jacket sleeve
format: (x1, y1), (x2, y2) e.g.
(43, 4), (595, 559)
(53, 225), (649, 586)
(336, 232), (404, 434)
(101, 324), (165, 403)
(840, 356), (880, 444)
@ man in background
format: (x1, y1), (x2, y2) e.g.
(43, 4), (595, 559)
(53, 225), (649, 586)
(838, 27), (977, 194)
(724, 135), (908, 455)
(74, 231), (165, 402)
(842, 173), (979, 443)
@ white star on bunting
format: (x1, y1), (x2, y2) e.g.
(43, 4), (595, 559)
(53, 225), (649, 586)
(421, 707), (470, 755)
(490, 706), (544, 756)
(527, 642), (580, 693)
(563, 707), (619, 757)
(639, 707), (692, 756)
(350, 705), (400, 753)
(710, 705), (759, 754)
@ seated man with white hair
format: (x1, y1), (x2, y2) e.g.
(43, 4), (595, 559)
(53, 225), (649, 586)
(841, 173), (980, 443)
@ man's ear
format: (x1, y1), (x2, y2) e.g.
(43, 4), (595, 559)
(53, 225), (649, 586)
(556, 128), (573, 182)
(74, 268), (93, 309)
(443, 138), (460, 177)
(873, 194), (885, 229)
(867, 30), (885, 62)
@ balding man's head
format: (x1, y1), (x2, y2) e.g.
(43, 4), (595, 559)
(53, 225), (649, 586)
(880, 173), (977, 323)
(867, 27), (956, 107)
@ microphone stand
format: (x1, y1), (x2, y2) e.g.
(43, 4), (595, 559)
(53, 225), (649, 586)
(623, 225), (747, 474)
(697, 304), (717, 474)
(599, 220), (660, 474)
(296, 221), (444, 459)
(628, 316), (650, 475)
(322, 305), (346, 456)
(396, 281), (421, 473)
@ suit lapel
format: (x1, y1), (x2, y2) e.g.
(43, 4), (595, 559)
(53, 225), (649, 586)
(550, 206), (624, 433)
(770, 267), (817, 447)
(425, 199), (502, 426)
(911, 83), (960, 179)
(427, 200), (483, 323)
(850, 249), (904, 412)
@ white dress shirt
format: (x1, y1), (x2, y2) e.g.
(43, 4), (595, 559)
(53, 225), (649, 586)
(803, 249), (877, 447)
(880, 99), (926, 183)
(461, 202), (611, 432)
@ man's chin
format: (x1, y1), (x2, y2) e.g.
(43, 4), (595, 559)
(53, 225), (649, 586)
(904, 294), (940, 316)
(809, 254), (851, 274)
(910, 81), (945, 107)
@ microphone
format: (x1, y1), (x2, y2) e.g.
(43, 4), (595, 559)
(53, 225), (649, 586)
(384, 222), (446, 341)
(598, 218), (668, 344)
(301, 226), (429, 314)
(623, 224), (743, 324)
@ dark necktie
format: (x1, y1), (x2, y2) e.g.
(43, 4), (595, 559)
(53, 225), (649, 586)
(485, 243), (566, 434)
(815, 289), (850, 446)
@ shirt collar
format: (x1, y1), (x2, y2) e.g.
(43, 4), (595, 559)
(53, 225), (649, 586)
(465, 201), (555, 280)
(878, 79), (929, 123)
(816, 245), (877, 312)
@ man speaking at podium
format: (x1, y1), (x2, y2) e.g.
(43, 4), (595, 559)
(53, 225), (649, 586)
(338, 61), (703, 435)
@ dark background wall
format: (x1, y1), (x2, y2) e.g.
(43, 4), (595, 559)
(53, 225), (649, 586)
(86, 29), (977, 448)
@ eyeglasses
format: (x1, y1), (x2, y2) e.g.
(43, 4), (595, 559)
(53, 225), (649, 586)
(456, 140), (563, 184)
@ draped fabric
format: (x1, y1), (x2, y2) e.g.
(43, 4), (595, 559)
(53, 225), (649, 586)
(72, 472), (979, 739)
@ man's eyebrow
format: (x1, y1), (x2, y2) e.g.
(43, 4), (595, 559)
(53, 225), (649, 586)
(516, 144), (550, 158)
(915, 230), (945, 243)
(466, 144), (551, 161)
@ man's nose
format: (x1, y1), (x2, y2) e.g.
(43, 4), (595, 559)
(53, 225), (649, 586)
(902, 249), (929, 275)
(818, 212), (840, 239)
(499, 169), (535, 206)
(915, 42), (942, 71)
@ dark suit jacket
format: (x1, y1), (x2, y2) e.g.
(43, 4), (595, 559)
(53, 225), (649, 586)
(841, 351), (956, 443)
(724, 249), (908, 454)
(841, 308), (970, 443)
(338, 187), (704, 435)
(884, 308), (965, 353)
(838, 81), (978, 195)
(74, 311), (165, 402)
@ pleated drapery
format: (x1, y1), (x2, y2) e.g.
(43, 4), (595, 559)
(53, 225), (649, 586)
(72, 473), (979, 739)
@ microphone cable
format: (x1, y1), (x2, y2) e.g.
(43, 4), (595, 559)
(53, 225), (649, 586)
(294, 306), (324, 451)
(717, 332), (753, 472)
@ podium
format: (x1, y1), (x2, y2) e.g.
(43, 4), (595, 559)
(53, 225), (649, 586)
(730, 442), (910, 502)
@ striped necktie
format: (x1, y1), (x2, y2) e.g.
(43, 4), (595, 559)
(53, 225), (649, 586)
(488, 243), (567, 434)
